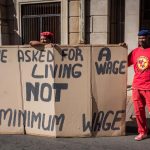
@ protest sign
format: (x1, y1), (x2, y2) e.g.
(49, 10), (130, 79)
(18, 45), (91, 137)
(91, 45), (127, 136)
(54, 46), (91, 137)
(0, 46), (24, 134)
(18, 46), (56, 137)
(0, 45), (127, 137)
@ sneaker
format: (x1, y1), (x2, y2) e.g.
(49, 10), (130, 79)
(134, 133), (147, 141)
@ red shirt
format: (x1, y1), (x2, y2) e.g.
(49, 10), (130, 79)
(128, 47), (150, 90)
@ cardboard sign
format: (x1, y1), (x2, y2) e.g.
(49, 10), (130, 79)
(0, 45), (127, 137)
(0, 46), (24, 134)
(18, 45), (91, 137)
(54, 46), (91, 137)
(18, 46), (56, 137)
(91, 45), (127, 136)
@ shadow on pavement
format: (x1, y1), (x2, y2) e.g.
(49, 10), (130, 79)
(126, 118), (150, 136)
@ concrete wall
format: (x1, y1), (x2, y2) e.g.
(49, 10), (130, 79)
(85, 0), (109, 44)
(69, 0), (80, 45)
(0, 0), (141, 47)
(68, 0), (109, 45)
(125, 0), (140, 96)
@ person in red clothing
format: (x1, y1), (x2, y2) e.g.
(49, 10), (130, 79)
(29, 31), (65, 56)
(128, 29), (150, 141)
(29, 31), (54, 47)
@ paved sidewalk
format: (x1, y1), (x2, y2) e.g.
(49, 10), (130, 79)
(0, 132), (150, 150)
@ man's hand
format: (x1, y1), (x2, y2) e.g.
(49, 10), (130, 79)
(119, 42), (128, 49)
(44, 43), (52, 48)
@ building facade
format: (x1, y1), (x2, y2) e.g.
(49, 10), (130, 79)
(0, 0), (150, 88)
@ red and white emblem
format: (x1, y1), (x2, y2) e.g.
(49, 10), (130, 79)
(137, 56), (149, 71)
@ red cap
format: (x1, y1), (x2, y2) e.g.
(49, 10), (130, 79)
(40, 31), (54, 37)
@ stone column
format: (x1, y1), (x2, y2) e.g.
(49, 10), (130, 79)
(79, 0), (85, 44)
(69, 0), (80, 45)
(89, 0), (109, 44)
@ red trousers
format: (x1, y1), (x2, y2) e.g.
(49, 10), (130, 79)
(132, 89), (150, 134)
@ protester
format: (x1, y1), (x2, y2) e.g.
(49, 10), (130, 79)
(29, 31), (65, 56)
(128, 28), (150, 141)
(29, 31), (54, 47)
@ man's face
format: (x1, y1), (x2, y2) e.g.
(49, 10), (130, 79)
(138, 35), (150, 48)
(40, 35), (50, 43)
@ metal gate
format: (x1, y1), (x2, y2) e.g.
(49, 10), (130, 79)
(21, 2), (61, 44)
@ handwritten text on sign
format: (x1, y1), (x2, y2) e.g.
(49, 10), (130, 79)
(95, 47), (127, 74)
(0, 47), (126, 134)
(17, 48), (84, 102)
(0, 108), (125, 132)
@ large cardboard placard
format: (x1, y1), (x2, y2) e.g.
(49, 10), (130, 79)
(0, 45), (127, 137)
(0, 46), (24, 134)
(54, 46), (91, 137)
(91, 45), (127, 136)
(19, 45), (91, 137)
(19, 46), (56, 137)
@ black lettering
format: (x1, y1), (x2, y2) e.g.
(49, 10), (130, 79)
(58, 64), (63, 78)
(25, 50), (32, 62)
(51, 114), (65, 131)
(18, 110), (27, 127)
(13, 109), (17, 126)
(92, 112), (97, 130)
(42, 114), (52, 130)
(0, 49), (7, 63)
(45, 64), (49, 78)
(26, 82), (39, 101)
(50, 64), (58, 78)
(40, 83), (52, 102)
(0, 109), (65, 131)
(53, 83), (68, 102)
(31, 111), (41, 129)
(82, 114), (92, 132)
(68, 49), (76, 60)
(76, 48), (83, 61)
(62, 64), (72, 78)
(111, 110), (125, 130)
(39, 51), (45, 62)
(119, 61), (127, 74)
(112, 61), (119, 74)
(98, 47), (111, 61)
(94, 111), (104, 131)
(61, 49), (68, 61)
(32, 51), (39, 62)
(0, 108), (12, 126)
(47, 50), (54, 62)
(95, 62), (106, 75)
(18, 50), (24, 62)
(32, 64), (44, 78)
(106, 62), (112, 74)
(72, 64), (82, 78)
(102, 111), (114, 131)
(27, 110), (30, 127)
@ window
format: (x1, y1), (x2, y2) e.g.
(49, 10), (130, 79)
(21, 2), (61, 44)
(140, 0), (150, 29)
(109, 0), (125, 44)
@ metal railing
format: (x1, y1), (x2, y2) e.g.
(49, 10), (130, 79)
(21, 2), (61, 44)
